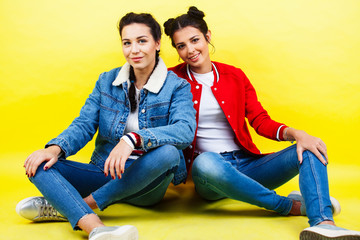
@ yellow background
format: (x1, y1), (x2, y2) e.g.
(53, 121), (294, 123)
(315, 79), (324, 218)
(1, 0), (359, 239)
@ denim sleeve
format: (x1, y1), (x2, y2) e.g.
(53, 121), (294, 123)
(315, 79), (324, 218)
(45, 77), (101, 157)
(135, 79), (197, 151)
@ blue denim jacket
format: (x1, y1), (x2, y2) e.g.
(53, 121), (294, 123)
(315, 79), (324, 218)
(47, 58), (196, 185)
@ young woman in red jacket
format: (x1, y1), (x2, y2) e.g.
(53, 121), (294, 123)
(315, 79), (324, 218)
(164, 6), (360, 240)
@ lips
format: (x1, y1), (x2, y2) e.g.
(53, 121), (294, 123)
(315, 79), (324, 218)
(188, 53), (200, 62)
(131, 57), (143, 62)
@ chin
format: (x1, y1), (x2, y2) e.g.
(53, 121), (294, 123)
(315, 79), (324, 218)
(132, 63), (145, 69)
(188, 61), (201, 69)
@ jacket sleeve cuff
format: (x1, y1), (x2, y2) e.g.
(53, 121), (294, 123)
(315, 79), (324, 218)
(44, 144), (66, 158)
(45, 137), (71, 158)
(276, 125), (287, 141)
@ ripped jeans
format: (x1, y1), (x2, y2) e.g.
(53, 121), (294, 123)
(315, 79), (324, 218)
(30, 145), (179, 229)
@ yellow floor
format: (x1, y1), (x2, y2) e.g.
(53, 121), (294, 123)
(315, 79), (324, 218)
(2, 153), (360, 240)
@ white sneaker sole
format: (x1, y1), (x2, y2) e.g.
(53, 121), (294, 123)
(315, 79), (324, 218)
(300, 226), (360, 240)
(89, 225), (139, 240)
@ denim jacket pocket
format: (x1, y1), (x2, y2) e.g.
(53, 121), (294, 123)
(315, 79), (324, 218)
(99, 104), (119, 139)
(147, 101), (170, 128)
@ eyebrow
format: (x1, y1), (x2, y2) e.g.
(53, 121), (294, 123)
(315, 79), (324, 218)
(122, 35), (149, 41)
(175, 35), (200, 47)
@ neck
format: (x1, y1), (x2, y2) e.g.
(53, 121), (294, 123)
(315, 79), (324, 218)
(133, 61), (156, 89)
(133, 71), (150, 89)
(189, 59), (212, 74)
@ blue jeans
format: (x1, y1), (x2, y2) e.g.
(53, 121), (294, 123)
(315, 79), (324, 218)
(30, 145), (179, 230)
(191, 144), (334, 226)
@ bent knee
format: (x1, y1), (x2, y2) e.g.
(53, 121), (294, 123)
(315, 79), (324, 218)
(155, 145), (180, 166)
(28, 162), (54, 183)
(301, 150), (326, 166)
(191, 152), (223, 179)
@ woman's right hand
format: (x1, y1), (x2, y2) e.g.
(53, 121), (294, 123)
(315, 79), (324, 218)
(284, 127), (328, 166)
(24, 145), (62, 177)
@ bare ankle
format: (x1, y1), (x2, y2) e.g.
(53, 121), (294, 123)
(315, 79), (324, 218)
(289, 200), (302, 216)
(78, 213), (104, 234)
(318, 220), (336, 226)
(83, 194), (99, 210)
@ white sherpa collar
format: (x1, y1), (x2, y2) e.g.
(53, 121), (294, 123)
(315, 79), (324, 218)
(112, 57), (168, 94)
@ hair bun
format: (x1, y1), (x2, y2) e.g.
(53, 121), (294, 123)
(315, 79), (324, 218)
(187, 6), (205, 20)
(163, 18), (175, 36)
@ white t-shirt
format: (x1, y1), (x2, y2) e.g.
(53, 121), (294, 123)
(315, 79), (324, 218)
(124, 86), (141, 160)
(124, 87), (140, 133)
(192, 70), (240, 153)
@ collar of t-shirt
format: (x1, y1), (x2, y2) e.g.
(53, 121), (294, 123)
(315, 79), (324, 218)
(190, 70), (214, 88)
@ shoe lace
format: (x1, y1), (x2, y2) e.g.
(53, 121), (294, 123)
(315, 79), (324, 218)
(36, 198), (62, 220)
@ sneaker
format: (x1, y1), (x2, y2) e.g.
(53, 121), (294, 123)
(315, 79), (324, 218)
(288, 191), (341, 216)
(300, 224), (360, 240)
(16, 196), (67, 222)
(89, 225), (138, 240)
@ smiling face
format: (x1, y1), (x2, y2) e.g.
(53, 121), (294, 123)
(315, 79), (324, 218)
(121, 23), (160, 74)
(172, 26), (212, 74)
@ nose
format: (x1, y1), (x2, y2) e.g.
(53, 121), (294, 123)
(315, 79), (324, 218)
(187, 45), (195, 54)
(131, 43), (140, 54)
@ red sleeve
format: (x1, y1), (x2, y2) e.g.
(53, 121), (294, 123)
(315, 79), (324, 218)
(242, 71), (287, 141)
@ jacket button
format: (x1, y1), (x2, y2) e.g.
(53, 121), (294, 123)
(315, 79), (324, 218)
(147, 142), (152, 147)
(222, 101), (225, 104)
(228, 115), (231, 118)
(194, 100), (198, 104)
(187, 159), (191, 163)
(214, 88), (217, 91)
(195, 85), (200, 89)
(189, 145), (193, 149)
(141, 109), (146, 113)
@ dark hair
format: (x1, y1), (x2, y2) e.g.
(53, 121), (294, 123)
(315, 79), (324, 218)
(119, 12), (162, 42)
(118, 12), (161, 112)
(164, 6), (209, 47)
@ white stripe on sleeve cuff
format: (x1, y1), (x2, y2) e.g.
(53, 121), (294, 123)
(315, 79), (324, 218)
(276, 125), (285, 141)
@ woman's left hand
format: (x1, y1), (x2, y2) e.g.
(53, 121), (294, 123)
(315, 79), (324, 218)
(104, 139), (133, 179)
(285, 128), (328, 166)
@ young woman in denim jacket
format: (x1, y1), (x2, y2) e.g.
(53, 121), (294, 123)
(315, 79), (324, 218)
(163, 6), (360, 240)
(17, 12), (196, 240)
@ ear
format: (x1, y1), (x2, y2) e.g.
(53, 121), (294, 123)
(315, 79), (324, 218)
(205, 30), (212, 42)
(155, 40), (161, 51)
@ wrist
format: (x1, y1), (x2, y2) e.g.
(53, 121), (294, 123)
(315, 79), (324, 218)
(288, 128), (307, 141)
(284, 127), (296, 141)
(46, 145), (62, 156)
(121, 135), (135, 150)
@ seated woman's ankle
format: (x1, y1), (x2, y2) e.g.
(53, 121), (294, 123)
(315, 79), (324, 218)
(288, 200), (302, 216)
(318, 220), (335, 226)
